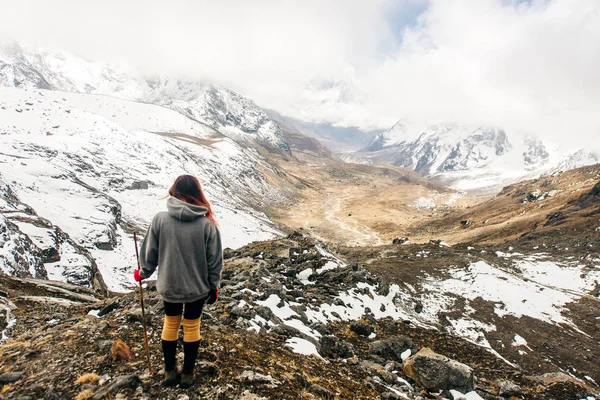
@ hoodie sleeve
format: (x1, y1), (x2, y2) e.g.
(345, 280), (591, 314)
(206, 223), (223, 289)
(139, 215), (160, 279)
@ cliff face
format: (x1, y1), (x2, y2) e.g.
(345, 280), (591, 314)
(0, 177), (108, 295)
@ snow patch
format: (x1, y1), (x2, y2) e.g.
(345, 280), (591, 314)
(285, 337), (323, 359)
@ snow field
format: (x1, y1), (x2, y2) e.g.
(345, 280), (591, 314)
(0, 86), (284, 291)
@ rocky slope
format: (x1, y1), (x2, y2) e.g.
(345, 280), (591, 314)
(409, 163), (600, 248)
(2, 233), (597, 399)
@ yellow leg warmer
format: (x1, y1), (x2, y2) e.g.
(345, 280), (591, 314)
(161, 315), (182, 341)
(182, 318), (201, 342)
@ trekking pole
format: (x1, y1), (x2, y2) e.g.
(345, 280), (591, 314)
(133, 232), (153, 376)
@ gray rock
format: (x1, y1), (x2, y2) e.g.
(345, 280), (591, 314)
(92, 374), (141, 400)
(309, 384), (334, 399)
(96, 340), (114, 352)
(271, 323), (303, 337)
(333, 298), (345, 307)
(255, 306), (273, 321)
(350, 320), (374, 337)
(414, 300), (423, 314)
(392, 237), (409, 245)
(126, 308), (153, 325)
(229, 305), (256, 319)
(319, 335), (355, 359)
(97, 301), (119, 317)
(369, 335), (415, 362)
(360, 360), (398, 385)
(96, 321), (111, 332)
(498, 380), (521, 397)
(129, 180), (150, 190)
(197, 361), (220, 376)
(288, 289), (303, 298)
(0, 371), (25, 383)
(309, 322), (332, 335)
(403, 348), (474, 393)
(237, 370), (279, 385)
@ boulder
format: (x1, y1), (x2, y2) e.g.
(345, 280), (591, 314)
(91, 375), (141, 400)
(498, 380), (521, 397)
(392, 237), (409, 245)
(96, 340), (114, 352)
(369, 335), (415, 362)
(237, 370), (279, 385)
(360, 360), (397, 385)
(271, 323), (303, 338)
(126, 308), (153, 325)
(350, 320), (374, 337)
(129, 181), (150, 190)
(402, 348), (474, 393)
(319, 335), (355, 359)
(0, 371), (25, 384)
(197, 361), (220, 376)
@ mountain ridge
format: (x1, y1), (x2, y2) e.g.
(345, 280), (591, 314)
(349, 119), (599, 192)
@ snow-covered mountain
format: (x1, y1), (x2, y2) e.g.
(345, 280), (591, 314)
(0, 42), (301, 292)
(0, 86), (292, 291)
(356, 119), (599, 191)
(0, 42), (289, 152)
(145, 79), (290, 152)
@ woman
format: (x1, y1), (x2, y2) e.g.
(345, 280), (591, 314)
(133, 175), (223, 388)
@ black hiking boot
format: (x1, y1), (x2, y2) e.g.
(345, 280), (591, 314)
(163, 369), (180, 387)
(180, 340), (200, 388)
(179, 372), (194, 389)
(162, 340), (179, 386)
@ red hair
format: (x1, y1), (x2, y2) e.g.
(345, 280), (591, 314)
(169, 175), (217, 225)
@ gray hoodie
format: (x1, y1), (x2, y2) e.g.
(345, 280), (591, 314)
(139, 197), (223, 303)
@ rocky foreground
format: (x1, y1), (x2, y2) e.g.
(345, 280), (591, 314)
(1, 234), (599, 400)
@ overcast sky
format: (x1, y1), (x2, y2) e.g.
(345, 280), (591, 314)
(0, 0), (598, 149)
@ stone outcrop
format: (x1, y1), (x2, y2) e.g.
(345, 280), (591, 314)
(403, 348), (474, 393)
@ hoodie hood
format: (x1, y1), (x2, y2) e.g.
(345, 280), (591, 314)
(167, 197), (208, 221)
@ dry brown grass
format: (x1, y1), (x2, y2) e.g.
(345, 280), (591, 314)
(110, 339), (133, 361)
(74, 389), (94, 400)
(75, 373), (101, 384)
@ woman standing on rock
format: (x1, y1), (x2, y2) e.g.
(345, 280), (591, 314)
(133, 174), (223, 388)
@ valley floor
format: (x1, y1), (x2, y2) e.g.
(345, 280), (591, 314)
(270, 156), (482, 247)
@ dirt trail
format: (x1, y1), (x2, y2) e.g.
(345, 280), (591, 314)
(318, 187), (384, 246)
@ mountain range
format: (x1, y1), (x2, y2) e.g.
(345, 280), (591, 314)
(347, 119), (599, 191)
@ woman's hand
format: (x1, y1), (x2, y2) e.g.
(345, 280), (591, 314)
(206, 288), (219, 304)
(133, 269), (143, 282)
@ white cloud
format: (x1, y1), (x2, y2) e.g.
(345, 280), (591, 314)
(359, 0), (600, 149)
(0, 0), (598, 149)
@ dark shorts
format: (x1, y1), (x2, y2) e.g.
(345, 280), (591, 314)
(163, 297), (206, 319)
